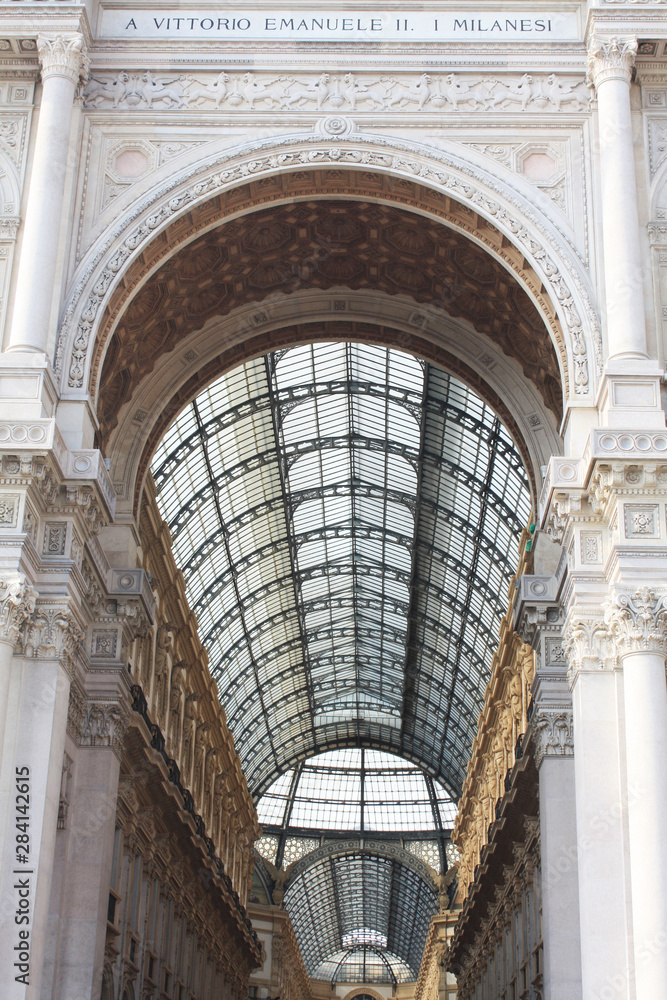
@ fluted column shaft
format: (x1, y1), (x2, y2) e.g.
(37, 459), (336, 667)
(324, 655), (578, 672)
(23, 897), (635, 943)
(8, 33), (87, 355)
(587, 36), (647, 360)
(606, 590), (667, 999)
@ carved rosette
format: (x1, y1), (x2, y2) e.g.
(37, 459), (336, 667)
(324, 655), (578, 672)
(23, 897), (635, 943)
(0, 578), (38, 649)
(562, 612), (613, 683)
(529, 705), (574, 766)
(586, 35), (638, 90)
(604, 587), (667, 658)
(37, 33), (89, 87)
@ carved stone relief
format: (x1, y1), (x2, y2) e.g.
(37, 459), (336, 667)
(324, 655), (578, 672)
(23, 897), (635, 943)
(0, 577), (37, 647)
(67, 684), (129, 756)
(100, 137), (207, 210)
(465, 140), (569, 216)
(83, 70), (591, 115)
(530, 705), (574, 765)
(647, 118), (667, 180)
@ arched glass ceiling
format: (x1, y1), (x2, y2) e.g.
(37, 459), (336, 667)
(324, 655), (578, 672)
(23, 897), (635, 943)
(315, 946), (412, 986)
(284, 851), (437, 982)
(256, 749), (457, 833)
(151, 342), (532, 796)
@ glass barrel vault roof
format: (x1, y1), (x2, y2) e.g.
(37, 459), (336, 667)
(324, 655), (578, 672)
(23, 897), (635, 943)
(151, 342), (532, 798)
(284, 851), (437, 982)
(256, 748), (457, 833)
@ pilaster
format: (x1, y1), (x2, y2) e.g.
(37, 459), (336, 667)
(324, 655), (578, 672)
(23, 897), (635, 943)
(604, 588), (667, 999)
(540, 440), (667, 1000)
(515, 557), (582, 1000)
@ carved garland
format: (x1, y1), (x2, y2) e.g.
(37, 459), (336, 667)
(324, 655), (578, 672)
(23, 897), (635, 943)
(56, 128), (600, 399)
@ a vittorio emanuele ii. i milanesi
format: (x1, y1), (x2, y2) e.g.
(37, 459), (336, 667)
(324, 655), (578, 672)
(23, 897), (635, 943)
(0, 1), (665, 999)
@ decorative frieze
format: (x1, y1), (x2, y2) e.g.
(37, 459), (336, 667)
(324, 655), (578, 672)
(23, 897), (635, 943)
(83, 70), (591, 114)
(604, 587), (667, 656)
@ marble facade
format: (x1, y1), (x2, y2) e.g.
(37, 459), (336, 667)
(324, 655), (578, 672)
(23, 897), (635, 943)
(0, 2), (666, 998)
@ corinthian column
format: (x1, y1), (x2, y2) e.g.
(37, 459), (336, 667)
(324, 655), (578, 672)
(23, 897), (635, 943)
(605, 588), (667, 999)
(587, 36), (647, 360)
(0, 578), (37, 766)
(8, 33), (88, 355)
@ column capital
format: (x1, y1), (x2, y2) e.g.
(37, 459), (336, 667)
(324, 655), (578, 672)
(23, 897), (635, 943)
(36, 32), (89, 87)
(67, 683), (130, 759)
(563, 610), (614, 685)
(19, 601), (84, 675)
(604, 586), (667, 657)
(528, 704), (574, 767)
(586, 35), (637, 90)
(0, 577), (38, 648)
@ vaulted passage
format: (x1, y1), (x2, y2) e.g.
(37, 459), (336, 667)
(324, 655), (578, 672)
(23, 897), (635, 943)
(149, 339), (532, 984)
(151, 342), (531, 798)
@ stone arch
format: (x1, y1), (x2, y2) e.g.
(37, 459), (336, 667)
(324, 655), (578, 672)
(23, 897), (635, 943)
(99, 965), (114, 1000)
(56, 126), (601, 416)
(341, 988), (385, 1000)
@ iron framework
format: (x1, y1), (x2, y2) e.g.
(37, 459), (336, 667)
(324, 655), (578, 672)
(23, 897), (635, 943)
(151, 342), (532, 797)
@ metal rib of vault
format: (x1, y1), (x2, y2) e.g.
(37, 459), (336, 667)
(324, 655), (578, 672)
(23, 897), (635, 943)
(151, 342), (532, 797)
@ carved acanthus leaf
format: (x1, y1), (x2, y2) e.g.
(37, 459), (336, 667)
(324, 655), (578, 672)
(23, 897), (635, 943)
(0, 578), (38, 647)
(562, 613), (613, 681)
(586, 35), (638, 90)
(604, 587), (667, 656)
(37, 33), (88, 86)
(529, 705), (574, 766)
(21, 604), (83, 672)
